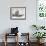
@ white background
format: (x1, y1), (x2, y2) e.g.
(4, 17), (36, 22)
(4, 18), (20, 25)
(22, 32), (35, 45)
(0, 0), (37, 42)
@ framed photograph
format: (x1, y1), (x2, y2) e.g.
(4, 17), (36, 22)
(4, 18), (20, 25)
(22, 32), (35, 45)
(10, 7), (26, 20)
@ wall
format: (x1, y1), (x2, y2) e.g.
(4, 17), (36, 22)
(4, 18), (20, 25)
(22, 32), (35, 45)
(0, 0), (36, 42)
